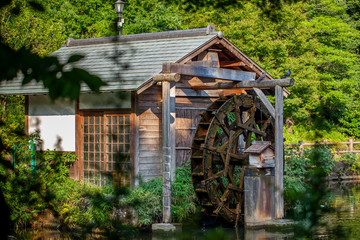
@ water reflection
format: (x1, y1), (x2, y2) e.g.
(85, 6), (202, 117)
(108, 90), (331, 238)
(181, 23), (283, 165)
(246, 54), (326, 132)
(16, 181), (360, 240)
(318, 181), (360, 239)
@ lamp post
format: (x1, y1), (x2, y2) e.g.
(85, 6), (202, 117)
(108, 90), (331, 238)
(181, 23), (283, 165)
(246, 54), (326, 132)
(114, 0), (125, 36)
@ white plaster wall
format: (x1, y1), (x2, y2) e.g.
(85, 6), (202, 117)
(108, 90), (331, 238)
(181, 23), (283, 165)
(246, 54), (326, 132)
(29, 95), (75, 151)
(79, 92), (131, 109)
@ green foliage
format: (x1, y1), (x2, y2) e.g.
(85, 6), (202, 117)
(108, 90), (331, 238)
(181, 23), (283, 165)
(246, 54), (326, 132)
(123, 177), (163, 225)
(338, 152), (360, 175)
(122, 0), (183, 34)
(285, 146), (336, 238)
(37, 150), (77, 185)
(180, 0), (360, 141)
(0, 95), (25, 156)
(121, 163), (198, 225)
(284, 145), (335, 209)
(171, 163), (197, 222)
(51, 179), (117, 229)
(0, 149), (77, 230)
(1, 0), (360, 139)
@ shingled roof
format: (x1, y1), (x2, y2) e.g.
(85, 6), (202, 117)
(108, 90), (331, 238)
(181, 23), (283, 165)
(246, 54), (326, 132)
(0, 25), (220, 95)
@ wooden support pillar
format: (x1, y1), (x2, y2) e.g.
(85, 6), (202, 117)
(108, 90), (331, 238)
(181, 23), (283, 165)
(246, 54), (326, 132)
(154, 72), (180, 224)
(170, 82), (176, 181)
(275, 85), (284, 219)
(162, 80), (172, 223)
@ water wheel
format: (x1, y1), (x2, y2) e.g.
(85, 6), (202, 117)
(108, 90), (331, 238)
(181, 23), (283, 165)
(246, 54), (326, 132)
(191, 93), (275, 225)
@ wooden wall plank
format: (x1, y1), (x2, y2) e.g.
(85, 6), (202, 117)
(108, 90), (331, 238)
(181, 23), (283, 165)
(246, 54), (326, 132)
(139, 157), (162, 164)
(138, 107), (161, 114)
(137, 84), (163, 181)
(137, 101), (162, 107)
(139, 131), (161, 138)
(139, 138), (161, 145)
(139, 163), (162, 172)
(139, 125), (161, 131)
(139, 151), (162, 158)
(139, 113), (160, 120)
(176, 149), (191, 167)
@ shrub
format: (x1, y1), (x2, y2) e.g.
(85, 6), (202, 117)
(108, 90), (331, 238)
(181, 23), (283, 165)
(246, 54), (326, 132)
(284, 145), (335, 209)
(0, 149), (78, 230)
(37, 150), (77, 184)
(52, 179), (116, 229)
(121, 177), (162, 225)
(339, 153), (360, 175)
(121, 162), (198, 225)
(171, 163), (197, 222)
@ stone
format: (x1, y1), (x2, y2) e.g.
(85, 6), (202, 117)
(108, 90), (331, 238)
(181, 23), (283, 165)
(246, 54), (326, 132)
(112, 206), (138, 226)
(265, 219), (294, 231)
(245, 219), (294, 230)
(152, 223), (177, 232)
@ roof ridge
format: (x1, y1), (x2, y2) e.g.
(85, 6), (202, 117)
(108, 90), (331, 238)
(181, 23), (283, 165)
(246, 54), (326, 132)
(66, 25), (217, 47)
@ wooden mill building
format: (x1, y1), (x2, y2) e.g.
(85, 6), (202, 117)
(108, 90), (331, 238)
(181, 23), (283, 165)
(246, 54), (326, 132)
(0, 25), (290, 196)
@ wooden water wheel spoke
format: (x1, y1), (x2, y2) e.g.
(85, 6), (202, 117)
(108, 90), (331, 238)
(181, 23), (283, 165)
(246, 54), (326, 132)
(204, 170), (224, 183)
(260, 116), (272, 132)
(224, 131), (234, 177)
(236, 123), (266, 137)
(214, 188), (231, 215)
(207, 147), (248, 161)
(191, 94), (275, 224)
(217, 127), (245, 153)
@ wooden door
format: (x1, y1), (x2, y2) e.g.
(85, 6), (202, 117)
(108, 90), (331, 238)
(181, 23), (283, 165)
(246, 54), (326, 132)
(81, 112), (131, 187)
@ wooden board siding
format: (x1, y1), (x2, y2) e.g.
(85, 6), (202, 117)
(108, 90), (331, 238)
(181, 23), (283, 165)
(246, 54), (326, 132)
(136, 85), (163, 181)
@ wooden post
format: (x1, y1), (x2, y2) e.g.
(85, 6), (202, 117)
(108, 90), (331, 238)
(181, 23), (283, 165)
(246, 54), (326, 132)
(155, 72), (180, 224)
(162, 80), (172, 223)
(299, 140), (304, 157)
(24, 95), (29, 136)
(350, 138), (354, 153)
(275, 85), (284, 219)
(170, 82), (176, 181)
(134, 93), (140, 187)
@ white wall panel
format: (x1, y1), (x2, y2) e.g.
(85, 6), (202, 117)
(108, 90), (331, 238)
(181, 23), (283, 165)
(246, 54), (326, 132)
(79, 92), (131, 110)
(29, 95), (75, 151)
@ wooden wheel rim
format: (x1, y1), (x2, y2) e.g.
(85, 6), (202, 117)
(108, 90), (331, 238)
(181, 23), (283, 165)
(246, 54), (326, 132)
(191, 94), (275, 224)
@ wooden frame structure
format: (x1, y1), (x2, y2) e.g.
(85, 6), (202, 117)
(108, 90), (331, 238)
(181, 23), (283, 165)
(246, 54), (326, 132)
(154, 64), (292, 221)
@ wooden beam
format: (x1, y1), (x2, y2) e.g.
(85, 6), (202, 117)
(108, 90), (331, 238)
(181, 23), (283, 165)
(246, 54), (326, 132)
(187, 60), (219, 68)
(220, 61), (245, 68)
(275, 85), (284, 219)
(191, 78), (294, 90)
(253, 88), (275, 119)
(153, 73), (180, 82)
(162, 63), (256, 82)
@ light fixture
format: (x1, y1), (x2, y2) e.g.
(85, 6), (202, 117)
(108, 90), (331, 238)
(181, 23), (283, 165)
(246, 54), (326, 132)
(114, 0), (126, 36)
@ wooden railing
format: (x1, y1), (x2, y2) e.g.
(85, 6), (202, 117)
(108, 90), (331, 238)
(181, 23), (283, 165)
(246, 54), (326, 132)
(284, 139), (360, 154)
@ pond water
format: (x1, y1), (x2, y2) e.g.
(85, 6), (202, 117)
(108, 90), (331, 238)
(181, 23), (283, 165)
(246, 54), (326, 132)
(17, 181), (360, 240)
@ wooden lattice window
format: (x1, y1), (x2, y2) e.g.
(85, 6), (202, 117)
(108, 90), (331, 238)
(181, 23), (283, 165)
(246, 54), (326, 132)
(82, 113), (131, 187)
